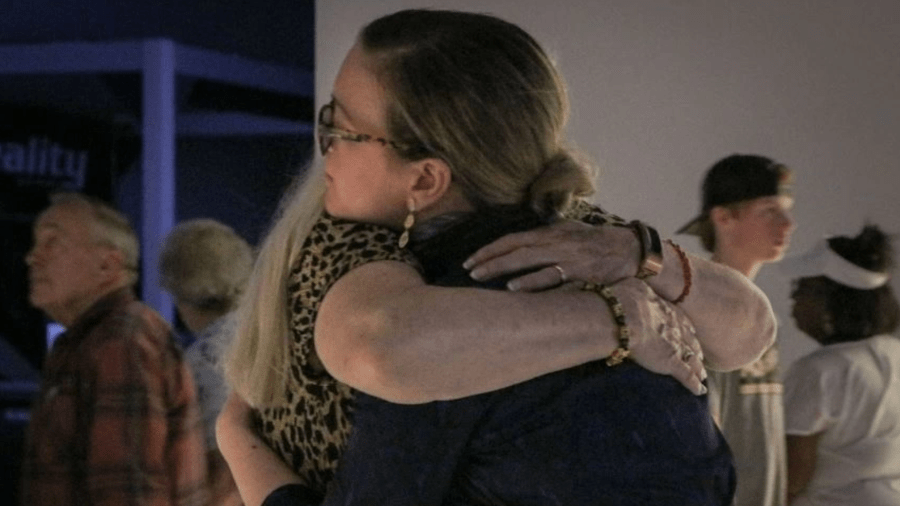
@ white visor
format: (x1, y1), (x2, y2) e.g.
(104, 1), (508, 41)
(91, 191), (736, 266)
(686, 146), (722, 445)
(780, 238), (890, 289)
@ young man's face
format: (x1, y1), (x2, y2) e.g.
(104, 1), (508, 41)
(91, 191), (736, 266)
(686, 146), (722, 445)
(722, 195), (795, 264)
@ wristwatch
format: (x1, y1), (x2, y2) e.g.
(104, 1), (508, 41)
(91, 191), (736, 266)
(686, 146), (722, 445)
(629, 220), (663, 279)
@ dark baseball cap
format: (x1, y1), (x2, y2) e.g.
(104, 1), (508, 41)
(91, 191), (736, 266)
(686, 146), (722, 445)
(677, 154), (793, 236)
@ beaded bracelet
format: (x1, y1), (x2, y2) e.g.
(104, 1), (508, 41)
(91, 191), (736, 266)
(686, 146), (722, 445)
(582, 282), (631, 366)
(666, 240), (692, 304)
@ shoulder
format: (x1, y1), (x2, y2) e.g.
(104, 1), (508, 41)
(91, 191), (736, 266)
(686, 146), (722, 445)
(86, 293), (168, 338)
(836, 335), (900, 377)
(820, 337), (890, 364)
(289, 214), (422, 327)
(790, 344), (848, 374)
(866, 333), (900, 354)
(300, 213), (419, 270)
(290, 214), (420, 304)
(88, 299), (179, 365)
(121, 300), (173, 343)
(787, 339), (883, 383)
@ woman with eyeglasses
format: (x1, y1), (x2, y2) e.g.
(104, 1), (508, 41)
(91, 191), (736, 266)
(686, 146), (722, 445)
(217, 9), (776, 505)
(781, 225), (900, 505)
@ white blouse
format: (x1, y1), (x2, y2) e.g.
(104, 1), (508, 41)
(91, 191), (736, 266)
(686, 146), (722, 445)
(784, 334), (900, 505)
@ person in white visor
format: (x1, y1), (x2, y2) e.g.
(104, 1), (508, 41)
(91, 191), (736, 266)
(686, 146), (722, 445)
(781, 224), (900, 505)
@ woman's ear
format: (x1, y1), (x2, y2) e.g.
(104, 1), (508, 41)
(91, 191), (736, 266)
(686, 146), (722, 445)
(408, 157), (454, 210)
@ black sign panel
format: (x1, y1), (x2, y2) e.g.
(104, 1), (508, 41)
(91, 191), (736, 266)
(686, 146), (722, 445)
(1, 105), (116, 215)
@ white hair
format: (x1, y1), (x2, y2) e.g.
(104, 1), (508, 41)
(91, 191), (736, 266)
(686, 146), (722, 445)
(158, 218), (254, 312)
(49, 192), (140, 286)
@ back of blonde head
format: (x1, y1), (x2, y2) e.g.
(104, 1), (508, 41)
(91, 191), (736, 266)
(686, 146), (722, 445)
(226, 9), (599, 406)
(362, 9), (596, 217)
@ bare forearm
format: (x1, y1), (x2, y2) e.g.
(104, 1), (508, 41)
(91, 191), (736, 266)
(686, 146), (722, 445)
(317, 262), (710, 403)
(787, 433), (821, 504)
(216, 394), (304, 506)
(646, 243), (776, 370)
(370, 289), (613, 402)
(220, 436), (300, 506)
(461, 220), (776, 372)
(316, 263), (615, 403)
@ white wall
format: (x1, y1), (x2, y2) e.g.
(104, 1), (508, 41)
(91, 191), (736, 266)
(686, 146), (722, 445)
(317, 0), (900, 371)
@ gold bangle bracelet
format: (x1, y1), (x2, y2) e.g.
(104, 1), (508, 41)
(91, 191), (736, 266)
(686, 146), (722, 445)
(582, 282), (631, 366)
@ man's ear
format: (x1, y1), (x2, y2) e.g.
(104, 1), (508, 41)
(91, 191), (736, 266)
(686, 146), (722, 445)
(709, 206), (738, 234)
(98, 248), (126, 279)
(408, 157), (454, 211)
(709, 206), (733, 230)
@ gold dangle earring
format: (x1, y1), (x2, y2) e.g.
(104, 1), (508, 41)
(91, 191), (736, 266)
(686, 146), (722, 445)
(399, 199), (416, 248)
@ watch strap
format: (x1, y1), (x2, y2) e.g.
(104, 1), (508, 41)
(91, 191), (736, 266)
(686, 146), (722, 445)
(630, 220), (663, 279)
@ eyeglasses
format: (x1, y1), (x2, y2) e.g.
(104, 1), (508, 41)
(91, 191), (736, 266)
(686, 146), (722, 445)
(317, 100), (412, 156)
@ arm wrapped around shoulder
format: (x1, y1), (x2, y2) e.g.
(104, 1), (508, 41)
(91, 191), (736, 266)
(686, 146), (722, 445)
(677, 256), (777, 371)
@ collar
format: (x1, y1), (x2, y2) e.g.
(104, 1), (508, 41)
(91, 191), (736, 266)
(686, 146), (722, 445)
(64, 287), (137, 337)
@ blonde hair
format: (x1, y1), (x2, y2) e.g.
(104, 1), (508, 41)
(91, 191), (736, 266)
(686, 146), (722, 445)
(362, 9), (596, 217)
(49, 192), (140, 286)
(158, 218), (253, 313)
(224, 165), (326, 406)
(226, 9), (601, 406)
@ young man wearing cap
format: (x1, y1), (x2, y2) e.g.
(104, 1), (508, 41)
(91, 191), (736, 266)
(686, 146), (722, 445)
(678, 153), (795, 506)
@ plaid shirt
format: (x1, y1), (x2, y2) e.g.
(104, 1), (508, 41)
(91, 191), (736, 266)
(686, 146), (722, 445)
(20, 288), (209, 506)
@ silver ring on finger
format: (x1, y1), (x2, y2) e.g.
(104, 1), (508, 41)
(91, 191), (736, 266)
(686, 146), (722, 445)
(681, 349), (696, 362)
(552, 264), (567, 284)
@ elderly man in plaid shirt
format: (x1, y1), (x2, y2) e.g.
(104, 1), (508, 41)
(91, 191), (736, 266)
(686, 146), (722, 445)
(20, 192), (209, 506)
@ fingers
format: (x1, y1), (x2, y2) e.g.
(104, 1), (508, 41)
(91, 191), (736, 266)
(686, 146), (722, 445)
(669, 356), (708, 396)
(628, 293), (708, 396)
(464, 221), (586, 269)
(463, 229), (546, 270)
(468, 243), (557, 282)
(505, 265), (573, 291)
(670, 328), (707, 394)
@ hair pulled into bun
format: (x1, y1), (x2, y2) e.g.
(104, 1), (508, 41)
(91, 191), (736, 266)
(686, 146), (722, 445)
(527, 148), (596, 218)
(829, 224), (895, 274)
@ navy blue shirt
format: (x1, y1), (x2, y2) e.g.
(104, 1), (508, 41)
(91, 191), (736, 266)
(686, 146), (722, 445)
(268, 206), (735, 505)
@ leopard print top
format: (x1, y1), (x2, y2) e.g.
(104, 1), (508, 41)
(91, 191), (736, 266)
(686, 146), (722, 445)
(253, 213), (417, 492)
(251, 202), (622, 493)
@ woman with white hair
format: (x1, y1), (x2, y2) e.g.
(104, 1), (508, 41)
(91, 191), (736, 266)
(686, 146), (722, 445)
(159, 218), (253, 506)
